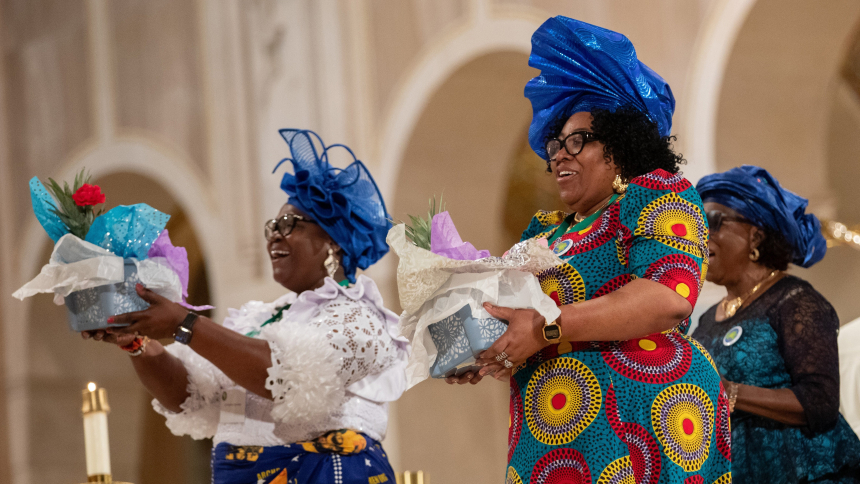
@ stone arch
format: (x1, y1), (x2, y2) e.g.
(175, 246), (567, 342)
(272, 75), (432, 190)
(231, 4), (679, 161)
(9, 141), (217, 483)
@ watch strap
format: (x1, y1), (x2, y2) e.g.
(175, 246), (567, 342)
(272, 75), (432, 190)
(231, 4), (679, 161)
(174, 312), (199, 345)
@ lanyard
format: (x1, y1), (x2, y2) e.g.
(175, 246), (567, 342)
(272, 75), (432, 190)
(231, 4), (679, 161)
(245, 279), (350, 337)
(546, 193), (621, 246)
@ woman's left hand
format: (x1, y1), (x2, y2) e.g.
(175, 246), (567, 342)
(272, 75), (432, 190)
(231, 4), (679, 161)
(475, 303), (548, 375)
(106, 284), (189, 340)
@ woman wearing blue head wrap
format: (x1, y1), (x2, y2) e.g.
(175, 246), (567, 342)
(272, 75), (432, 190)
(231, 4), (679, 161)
(451, 16), (730, 483)
(693, 166), (860, 483)
(82, 130), (408, 483)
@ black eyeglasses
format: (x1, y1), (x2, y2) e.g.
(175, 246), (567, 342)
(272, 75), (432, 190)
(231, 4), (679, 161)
(546, 130), (599, 161)
(706, 210), (751, 232)
(264, 214), (315, 241)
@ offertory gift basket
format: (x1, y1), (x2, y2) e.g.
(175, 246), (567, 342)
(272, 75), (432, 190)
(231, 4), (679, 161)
(12, 170), (211, 331)
(389, 203), (562, 387)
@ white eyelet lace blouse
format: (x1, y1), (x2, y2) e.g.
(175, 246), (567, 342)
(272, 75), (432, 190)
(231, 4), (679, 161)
(152, 275), (409, 446)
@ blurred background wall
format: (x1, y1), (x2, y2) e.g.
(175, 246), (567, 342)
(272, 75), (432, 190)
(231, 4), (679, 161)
(1, 1), (860, 483)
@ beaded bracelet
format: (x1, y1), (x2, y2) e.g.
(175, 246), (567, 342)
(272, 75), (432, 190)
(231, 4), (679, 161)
(727, 381), (739, 413)
(120, 336), (150, 357)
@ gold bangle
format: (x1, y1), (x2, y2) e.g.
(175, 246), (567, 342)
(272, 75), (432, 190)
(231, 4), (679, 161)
(727, 381), (739, 413)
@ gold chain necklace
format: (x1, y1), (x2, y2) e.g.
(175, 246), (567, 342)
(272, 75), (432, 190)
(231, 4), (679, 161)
(720, 270), (779, 318)
(573, 194), (614, 223)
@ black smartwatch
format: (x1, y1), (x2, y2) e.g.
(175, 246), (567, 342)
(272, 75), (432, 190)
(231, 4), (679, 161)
(174, 312), (199, 345)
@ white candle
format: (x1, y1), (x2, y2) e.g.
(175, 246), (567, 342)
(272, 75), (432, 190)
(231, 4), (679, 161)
(82, 382), (112, 479)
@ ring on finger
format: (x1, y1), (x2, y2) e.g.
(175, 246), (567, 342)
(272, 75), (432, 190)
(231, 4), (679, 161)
(495, 352), (509, 362)
(503, 359), (514, 368)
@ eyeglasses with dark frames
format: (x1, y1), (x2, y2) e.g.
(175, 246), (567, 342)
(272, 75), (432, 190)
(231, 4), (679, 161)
(706, 210), (751, 232)
(546, 130), (599, 162)
(264, 214), (316, 241)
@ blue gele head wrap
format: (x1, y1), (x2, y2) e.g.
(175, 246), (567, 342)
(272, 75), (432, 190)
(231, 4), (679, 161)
(525, 16), (675, 160)
(696, 165), (827, 268)
(273, 129), (391, 283)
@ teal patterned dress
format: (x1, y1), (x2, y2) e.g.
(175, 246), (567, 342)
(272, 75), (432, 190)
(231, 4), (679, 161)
(507, 169), (731, 484)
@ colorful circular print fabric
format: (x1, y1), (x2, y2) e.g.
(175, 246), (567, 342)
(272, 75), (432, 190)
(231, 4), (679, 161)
(506, 466), (523, 484)
(651, 383), (714, 472)
(596, 456), (636, 484)
(715, 385), (731, 462)
(635, 192), (707, 259)
(605, 384), (662, 484)
(529, 448), (591, 484)
(509, 380), (524, 462)
(633, 170), (693, 192)
(551, 203), (619, 258)
(510, 170), (729, 483)
(537, 264), (586, 306)
(689, 337), (719, 373)
(602, 333), (692, 384)
(643, 254), (702, 307)
(525, 357), (602, 445)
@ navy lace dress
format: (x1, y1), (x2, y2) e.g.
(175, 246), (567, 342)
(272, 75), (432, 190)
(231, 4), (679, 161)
(693, 275), (860, 483)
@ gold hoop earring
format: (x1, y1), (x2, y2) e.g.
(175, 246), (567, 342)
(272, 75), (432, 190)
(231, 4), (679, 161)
(749, 248), (760, 261)
(612, 174), (628, 194)
(324, 248), (340, 278)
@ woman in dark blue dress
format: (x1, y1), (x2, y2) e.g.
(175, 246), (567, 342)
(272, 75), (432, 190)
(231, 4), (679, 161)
(693, 165), (860, 483)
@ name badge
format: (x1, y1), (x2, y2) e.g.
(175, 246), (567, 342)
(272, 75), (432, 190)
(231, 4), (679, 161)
(219, 388), (246, 425)
(552, 239), (573, 256)
(722, 326), (743, 346)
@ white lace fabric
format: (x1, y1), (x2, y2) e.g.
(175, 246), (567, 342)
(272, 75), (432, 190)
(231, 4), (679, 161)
(151, 275), (409, 445)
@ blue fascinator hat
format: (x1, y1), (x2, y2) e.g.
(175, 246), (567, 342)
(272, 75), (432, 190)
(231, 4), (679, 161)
(697, 165), (827, 268)
(273, 129), (391, 283)
(525, 16), (675, 160)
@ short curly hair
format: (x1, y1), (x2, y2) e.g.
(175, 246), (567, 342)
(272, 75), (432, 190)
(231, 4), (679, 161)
(542, 105), (686, 179)
(756, 225), (793, 271)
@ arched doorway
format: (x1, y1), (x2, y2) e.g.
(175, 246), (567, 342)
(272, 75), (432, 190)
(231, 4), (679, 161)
(714, 0), (860, 324)
(23, 172), (212, 484)
(388, 50), (536, 484)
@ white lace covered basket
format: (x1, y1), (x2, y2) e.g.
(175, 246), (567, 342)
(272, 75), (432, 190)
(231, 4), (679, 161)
(387, 224), (563, 388)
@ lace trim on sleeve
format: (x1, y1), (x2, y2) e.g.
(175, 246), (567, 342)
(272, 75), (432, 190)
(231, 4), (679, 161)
(260, 322), (345, 423)
(150, 343), (225, 440)
(773, 282), (841, 432)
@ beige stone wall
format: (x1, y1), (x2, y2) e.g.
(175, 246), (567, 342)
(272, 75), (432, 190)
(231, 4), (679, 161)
(2, 0), (860, 483)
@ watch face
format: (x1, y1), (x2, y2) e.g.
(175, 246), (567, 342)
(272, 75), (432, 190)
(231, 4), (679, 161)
(174, 330), (192, 345)
(543, 324), (561, 340)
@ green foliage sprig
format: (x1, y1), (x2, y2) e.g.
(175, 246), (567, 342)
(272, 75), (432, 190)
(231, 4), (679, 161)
(399, 195), (444, 250)
(44, 169), (106, 239)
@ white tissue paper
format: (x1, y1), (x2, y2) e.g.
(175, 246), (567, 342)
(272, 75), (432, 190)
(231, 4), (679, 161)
(13, 234), (182, 305)
(387, 224), (563, 388)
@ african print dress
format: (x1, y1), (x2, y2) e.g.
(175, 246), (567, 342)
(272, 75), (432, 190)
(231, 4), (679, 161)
(507, 169), (731, 484)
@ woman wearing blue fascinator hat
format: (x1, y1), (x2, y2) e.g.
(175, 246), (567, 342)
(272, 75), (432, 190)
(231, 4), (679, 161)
(693, 165), (860, 483)
(82, 130), (408, 483)
(449, 16), (731, 482)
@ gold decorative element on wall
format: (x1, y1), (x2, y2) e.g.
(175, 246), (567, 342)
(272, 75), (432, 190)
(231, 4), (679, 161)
(822, 220), (860, 250)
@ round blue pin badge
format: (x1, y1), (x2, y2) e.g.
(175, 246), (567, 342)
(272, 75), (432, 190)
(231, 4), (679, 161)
(722, 326), (743, 346)
(552, 239), (573, 257)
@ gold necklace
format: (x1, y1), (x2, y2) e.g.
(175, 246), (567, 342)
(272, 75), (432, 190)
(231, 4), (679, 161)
(720, 270), (779, 318)
(573, 194), (614, 223)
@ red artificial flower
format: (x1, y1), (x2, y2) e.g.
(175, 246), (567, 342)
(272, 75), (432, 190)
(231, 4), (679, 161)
(72, 184), (106, 206)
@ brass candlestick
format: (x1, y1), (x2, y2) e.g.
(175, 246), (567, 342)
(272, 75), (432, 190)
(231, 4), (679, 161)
(79, 382), (133, 484)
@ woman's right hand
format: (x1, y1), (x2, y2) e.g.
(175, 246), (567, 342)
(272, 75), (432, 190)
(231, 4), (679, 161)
(81, 329), (137, 347)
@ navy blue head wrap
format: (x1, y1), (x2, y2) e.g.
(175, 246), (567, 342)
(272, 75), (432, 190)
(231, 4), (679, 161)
(696, 165), (826, 268)
(273, 129), (391, 283)
(524, 16), (675, 160)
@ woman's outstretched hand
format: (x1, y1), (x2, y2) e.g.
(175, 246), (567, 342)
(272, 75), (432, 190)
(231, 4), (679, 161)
(106, 284), (188, 340)
(475, 303), (548, 377)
